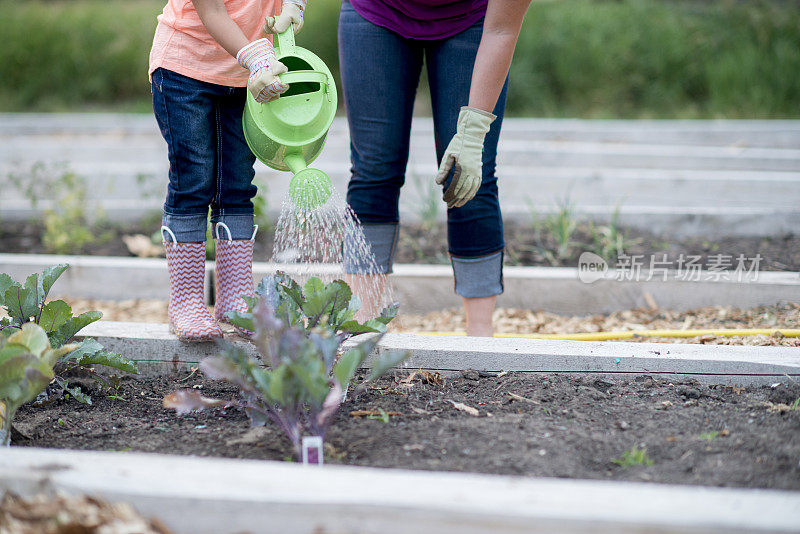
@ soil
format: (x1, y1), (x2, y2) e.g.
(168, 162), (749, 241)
(2, 220), (799, 271)
(12, 371), (800, 491)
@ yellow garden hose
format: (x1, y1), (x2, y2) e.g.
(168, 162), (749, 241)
(409, 328), (800, 341)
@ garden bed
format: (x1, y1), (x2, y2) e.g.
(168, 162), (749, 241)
(2, 220), (799, 271)
(13, 370), (800, 491)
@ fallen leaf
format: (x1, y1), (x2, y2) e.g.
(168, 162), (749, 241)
(506, 392), (540, 405)
(162, 390), (230, 415)
(665, 436), (678, 442)
(225, 427), (270, 446)
(764, 402), (792, 413)
(399, 370), (444, 387)
(123, 234), (164, 258)
(0, 492), (172, 534)
(448, 400), (479, 416)
(656, 400), (674, 410)
(349, 409), (401, 418)
(410, 406), (431, 415)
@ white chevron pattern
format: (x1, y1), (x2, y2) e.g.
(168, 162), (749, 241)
(214, 238), (255, 336)
(164, 241), (223, 342)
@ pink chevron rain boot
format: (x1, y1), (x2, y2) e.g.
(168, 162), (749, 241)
(214, 223), (256, 335)
(162, 228), (223, 342)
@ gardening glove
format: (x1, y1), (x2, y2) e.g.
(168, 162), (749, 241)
(435, 106), (496, 209)
(236, 38), (289, 103)
(264, 0), (307, 35)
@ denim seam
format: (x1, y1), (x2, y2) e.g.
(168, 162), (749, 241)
(157, 70), (180, 196)
(449, 247), (505, 261)
(387, 224), (399, 267)
(214, 101), (223, 216)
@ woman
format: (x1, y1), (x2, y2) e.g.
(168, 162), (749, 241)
(339, 0), (531, 336)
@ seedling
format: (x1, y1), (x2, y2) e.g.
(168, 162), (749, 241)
(367, 408), (391, 423)
(590, 204), (628, 262)
(0, 264), (139, 404)
(165, 274), (409, 460)
(791, 397), (800, 411)
(611, 445), (654, 467)
(699, 431), (719, 443)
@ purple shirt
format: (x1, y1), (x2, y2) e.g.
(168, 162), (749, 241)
(350, 0), (488, 40)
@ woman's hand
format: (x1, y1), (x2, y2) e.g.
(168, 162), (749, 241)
(264, 0), (307, 34)
(435, 0), (530, 208)
(436, 107), (496, 209)
(237, 39), (289, 102)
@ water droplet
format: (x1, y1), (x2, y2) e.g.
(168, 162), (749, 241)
(272, 186), (394, 316)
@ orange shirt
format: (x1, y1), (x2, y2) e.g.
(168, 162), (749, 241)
(149, 0), (279, 87)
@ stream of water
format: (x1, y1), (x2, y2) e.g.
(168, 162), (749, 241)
(271, 187), (394, 317)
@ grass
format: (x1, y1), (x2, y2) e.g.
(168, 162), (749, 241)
(1, 0), (798, 117)
(698, 431), (720, 443)
(611, 444), (654, 467)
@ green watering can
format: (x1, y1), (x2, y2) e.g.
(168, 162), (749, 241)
(242, 27), (337, 210)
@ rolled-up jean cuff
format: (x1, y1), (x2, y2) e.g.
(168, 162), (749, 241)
(210, 214), (255, 240)
(162, 213), (208, 243)
(451, 251), (504, 298)
(343, 223), (398, 274)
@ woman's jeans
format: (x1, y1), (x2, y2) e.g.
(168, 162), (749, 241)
(338, 2), (508, 298)
(152, 68), (257, 242)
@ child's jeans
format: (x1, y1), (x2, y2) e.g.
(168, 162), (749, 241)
(338, 2), (507, 298)
(152, 68), (257, 242)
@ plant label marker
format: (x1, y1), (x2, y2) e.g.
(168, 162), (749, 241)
(302, 436), (323, 466)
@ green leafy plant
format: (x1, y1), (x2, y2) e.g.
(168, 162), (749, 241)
(8, 163), (109, 255)
(165, 275), (409, 460)
(0, 323), (77, 445)
(411, 171), (440, 232)
(590, 205), (627, 262)
(367, 408), (391, 423)
(528, 196), (578, 266)
(253, 179), (275, 236)
(699, 431), (719, 443)
(227, 272), (398, 342)
(0, 264), (138, 404)
(790, 397), (800, 411)
(611, 444), (654, 468)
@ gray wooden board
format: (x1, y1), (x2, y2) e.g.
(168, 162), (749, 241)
(76, 322), (800, 386)
(1, 448), (798, 534)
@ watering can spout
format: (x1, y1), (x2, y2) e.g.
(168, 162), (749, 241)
(284, 151), (332, 210)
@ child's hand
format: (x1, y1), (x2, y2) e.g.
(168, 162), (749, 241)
(264, 0), (306, 34)
(236, 38), (289, 103)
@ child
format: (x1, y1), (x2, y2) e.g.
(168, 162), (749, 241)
(149, 0), (307, 341)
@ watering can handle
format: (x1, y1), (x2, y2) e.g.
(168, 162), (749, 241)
(275, 27), (296, 55)
(278, 70), (329, 87)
